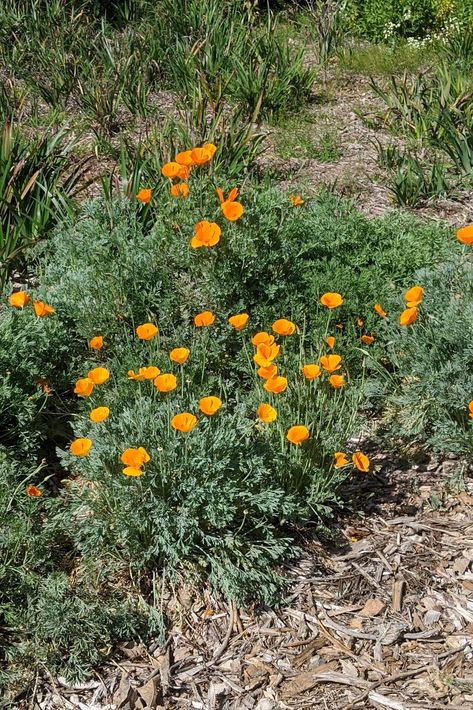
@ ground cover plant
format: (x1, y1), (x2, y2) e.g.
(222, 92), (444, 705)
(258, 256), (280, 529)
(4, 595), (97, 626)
(1, 0), (473, 702)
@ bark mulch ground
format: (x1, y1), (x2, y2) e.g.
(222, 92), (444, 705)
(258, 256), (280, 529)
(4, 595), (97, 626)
(27, 455), (473, 710)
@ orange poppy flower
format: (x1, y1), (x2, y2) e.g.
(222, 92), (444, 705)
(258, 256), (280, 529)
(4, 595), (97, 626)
(33, 300), (55, 317)
(352, 451), (370, 472)
(272, 318), (296, 336)
(251, 331), (275, 347)
(162, 162), (184, 178)
(257, 364), (278, 380)
(128, 369), (144, 381)
(191, 144), (216, 165)
(325, 336), (336, 348)
(171, 412), (197, 433)
(320, 292), (343, 309)
(136, 323), (158, 340)
(287, 425), (309, 445)
(264, 376), (287, 394)
(329, 374), (345, 389)
(9, 290), (30, 308)
(70, 438), (92, 457)
(89, 406), (110, 422)
(216, 187), (244, 221)
(199, 396), (222, 416)
(228, 313), (249, 330)
(136, 188), (152, 203)
(361, 335), (375, 345)
(121, 447), (150, 468)
(191, 220), (221, 248)
(399, 306), (418, 326)
(404, 285), (424, 307)
(140, 366), (161, 380)
(456, 225), (473, 245)
(74, 377), (94, 397)
(171, 182), (189, 198)
(334, 452), (349, 468)
(194, 310), (215, 327)
(303, 364), (321, 381)
(253, 342), (280, 368)
(469, 400), (473, 418)
(123, 467), (144, 477)
(154, 373), (177, 392)
(175, 150), (194, 166)
(289, 194), (304, 206)
(257, 403), (277, 423)
(26, 484), (42, 497)
(89, 335), (104, 350)
(169, 347), (190, 365)
(320, 354), (342, 373)
(374, 304), (387, 318)
(88, 367), (110, 385)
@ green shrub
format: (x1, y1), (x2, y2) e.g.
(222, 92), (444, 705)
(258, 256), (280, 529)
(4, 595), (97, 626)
(367, 246), (473, 456)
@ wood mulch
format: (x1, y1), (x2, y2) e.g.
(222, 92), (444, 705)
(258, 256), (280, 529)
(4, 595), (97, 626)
(25, 455), (473, 710)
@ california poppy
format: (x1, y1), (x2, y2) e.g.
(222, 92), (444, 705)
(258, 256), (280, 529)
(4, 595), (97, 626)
(352, 451), (370, 472)
(191, 221), (221, 248)
(88, 367), (110, 385)
(302, 364), (321, 381)
(456, 225), (473, 245)
(175, 150), (194, 166)
(289, 194), (304, 206)
(257, 364), (278, 380)
(326, 336), (335, 348)
(74, 377), (94, 397)
(257, 403), (277, 423)
(170, 347), (190, 364)
(199, 396), (222, 416)
(468, 400), (473, 418)
(140, 366), (161, 380)
(70, 438), (92, 457)
(251, 331), (274, 347)
(404, 285), (424, 307)
(320, 354), (342, 373)
(171, 412), (197, 433)
(320, 292), (343, 309)
(374, 304), (387, 318)
(33, 300), (55, 317)
(89, 335), (104, 350)
(194, 311), (215, 327)
(399, 306), (418, 326)
(334, 452), (349, 468)
(264, 376), (287, 394)
(123, 467), (144, 477)
(154, 373), (177, 392)
(136, 188), (152, 203)
(9, 290), (30, 308)
(361, 334), (375, 345)
(287, 425), (309, 445)
(26, 484), (42, 497)
(228, 313), (249, 330)
(128, 369), (145, 381)
(136, 323), (158, 340)
(329, 374), (345, 389)
(171, 183), (189, 198)
(90, 406), (110, 422)
(272, 319), (296, 336)
(190, 144), (216, 165)
(216, 187), (244, 221)
(121, 447), (150, 468)
(162, 162), (184, 178)
(253, 342), (280, 368)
